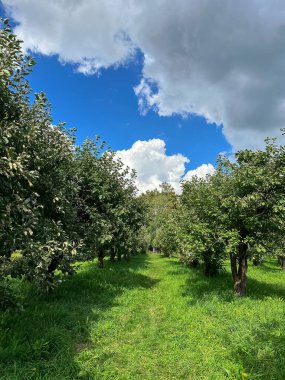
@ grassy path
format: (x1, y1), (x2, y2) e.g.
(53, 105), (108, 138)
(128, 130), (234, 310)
(0, 254), (285, 379)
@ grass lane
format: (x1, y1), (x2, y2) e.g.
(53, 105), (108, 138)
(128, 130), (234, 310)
(0, 254), (284, 379)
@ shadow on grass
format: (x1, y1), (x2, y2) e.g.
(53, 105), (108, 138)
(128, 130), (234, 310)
(174, 260), (285, 379)
(178, 264), (285, 303)
(0, 254), (158, 379)
(110, 253), (152, 271)
(253, 259), (284, 273)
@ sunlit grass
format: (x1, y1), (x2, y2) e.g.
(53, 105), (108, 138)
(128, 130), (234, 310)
(0, 254), (284, 379)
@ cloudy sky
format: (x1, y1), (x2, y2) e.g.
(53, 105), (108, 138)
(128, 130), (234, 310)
(1, 0), (285, 192)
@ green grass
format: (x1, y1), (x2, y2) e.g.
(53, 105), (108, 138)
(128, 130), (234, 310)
(0, 254), (284, 380)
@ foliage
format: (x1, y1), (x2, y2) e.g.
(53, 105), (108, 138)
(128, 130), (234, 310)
(214, 138), (285, 294)
(0, 19), (78, 292)
(0, 19), (146, 302)
(140, 182), (177, 254)
(180, 176), (226, 275)
(154, 212), (179, 257)
(75, 138), (146, 266)
(177, 136), (285, 294)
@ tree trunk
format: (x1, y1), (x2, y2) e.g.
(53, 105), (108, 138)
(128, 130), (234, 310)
(230, 239), (248, 297)
(123, 252), (130, 260)
(281, 257), (285, 271)
(48, 253), (63, 274)
(117, 250), (122, 261)
(234, 256), (247, 296)
(98, 252), (104, 268)
(277, 255), (285, 270)
(252, 258), (259, 266)
(189, 258), (199, 268)
(110, 248), (116, 263)
(203, 251), (218, 276)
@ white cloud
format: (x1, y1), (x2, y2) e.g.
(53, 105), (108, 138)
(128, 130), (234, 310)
(116, 139), (189, 193)
(183, 164), (215, 182)
(3, 0), (134, 72)
(4, 0), (285, 149)
(116, 139), (216, 193)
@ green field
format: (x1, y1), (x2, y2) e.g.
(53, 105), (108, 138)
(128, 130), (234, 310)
(0, 254), (284, 380)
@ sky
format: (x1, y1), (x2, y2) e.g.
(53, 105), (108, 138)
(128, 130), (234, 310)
(1, 0), (285, 193)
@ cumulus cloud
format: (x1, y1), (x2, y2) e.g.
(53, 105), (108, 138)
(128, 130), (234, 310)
(4, 0), (285, 149)
(3, 0), (135, 73)
(183, 164), (215, 182)
(116, 139), (215, 193)
(116, 139), (189, 193)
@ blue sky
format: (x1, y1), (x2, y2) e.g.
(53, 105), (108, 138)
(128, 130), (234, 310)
(2, 0), (284, 191)
(28, 53), (230, 171)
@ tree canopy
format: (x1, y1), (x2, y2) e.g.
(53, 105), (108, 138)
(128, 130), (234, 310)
(0, 19), (146, 305)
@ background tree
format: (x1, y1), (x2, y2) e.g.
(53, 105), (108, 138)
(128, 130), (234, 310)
(176, 136), (285, 295)
(180, 176), (226, 275)
(140, 182), (177, 253)
(214, 139), (285, 295)
(75, 138), (146, 267)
